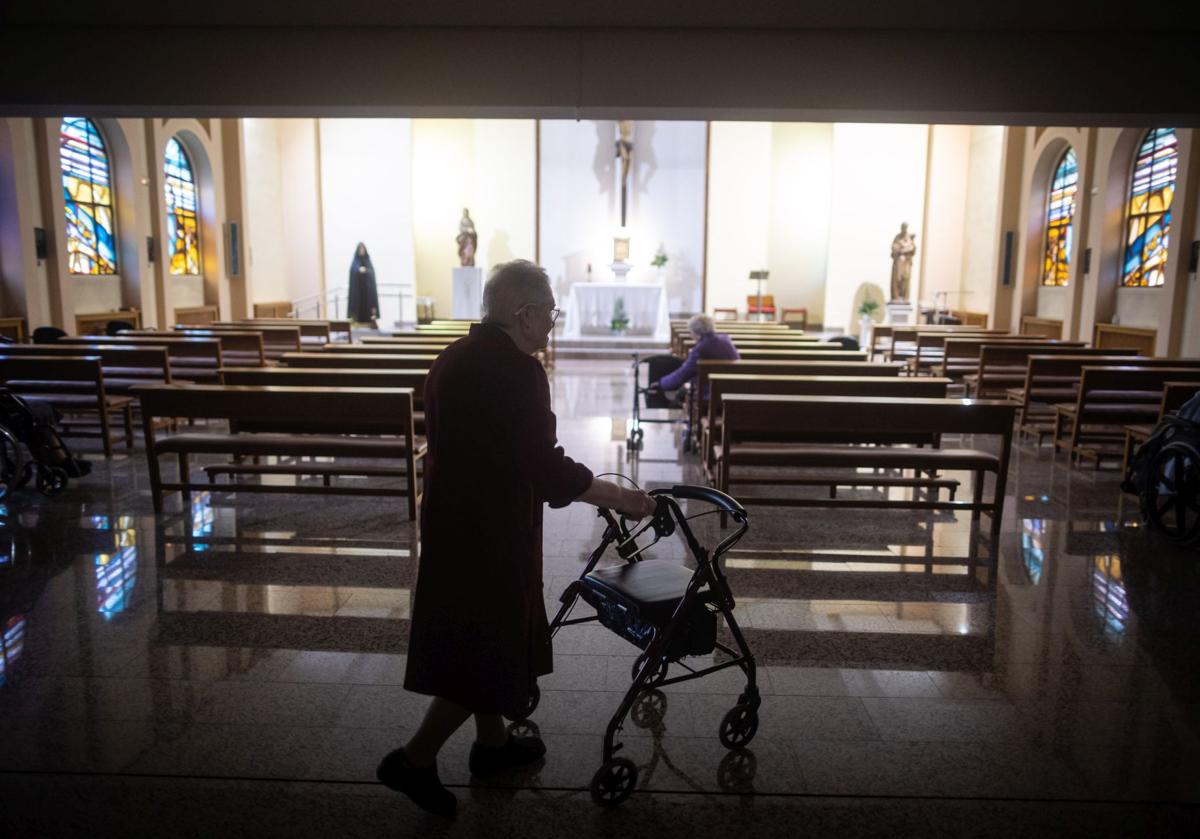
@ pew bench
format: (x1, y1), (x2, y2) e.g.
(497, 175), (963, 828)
(134, 384), (425, 519)
(700, 374), (952, 479)
(280, 352), (438, 369)
(0, 355), (133, 457)
(1118, 382), (1200, 476)
(1054, 366), (1200, 467)
(58, 336), (223, 382)
(713, 394), (1014, 543)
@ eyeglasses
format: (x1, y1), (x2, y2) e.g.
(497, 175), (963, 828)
(515, 303), (561, 325)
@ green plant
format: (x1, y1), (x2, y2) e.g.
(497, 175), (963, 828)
(611, 297), (630, 332)
(858, 299), (880, 317)
(651, 248), (668, 269)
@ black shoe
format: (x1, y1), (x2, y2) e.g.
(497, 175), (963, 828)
(468, 734), (546, 777)
(376, 748), (457, 818)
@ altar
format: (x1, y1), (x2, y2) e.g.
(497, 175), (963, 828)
(562, 282), (670, 341)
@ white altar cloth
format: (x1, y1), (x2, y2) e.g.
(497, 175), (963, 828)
(562, 283), (670, 341)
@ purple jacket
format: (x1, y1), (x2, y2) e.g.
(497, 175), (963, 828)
(658, 332), (740, 392)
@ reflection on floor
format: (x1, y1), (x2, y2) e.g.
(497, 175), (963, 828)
(1, 359), (1198, 837)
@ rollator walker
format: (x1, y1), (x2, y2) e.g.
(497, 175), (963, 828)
(512, 484), (759, 806)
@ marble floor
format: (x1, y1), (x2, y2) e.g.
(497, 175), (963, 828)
(1, 360), (1198, 837)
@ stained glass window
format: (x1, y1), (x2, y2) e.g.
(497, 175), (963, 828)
(1041, 148), (1077, 287)
(1122, 128), (1177, 288)
(164, 137), (201, 275)
(60, 117), (118, 275)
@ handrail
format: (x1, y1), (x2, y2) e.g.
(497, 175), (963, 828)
(290, 283), (416, 322)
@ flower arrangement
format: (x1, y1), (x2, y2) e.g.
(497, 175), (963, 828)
(651, 247), (668, 269)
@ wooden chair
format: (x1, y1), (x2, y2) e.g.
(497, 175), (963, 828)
(746, 294), (776, 319)
(134, 384), (425, 519)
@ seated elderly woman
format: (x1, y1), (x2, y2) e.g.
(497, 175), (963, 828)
(654, 314), (740, 395)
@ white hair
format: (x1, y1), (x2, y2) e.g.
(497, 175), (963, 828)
(688, 314), (716, 336)
(482, 260), (553, 322)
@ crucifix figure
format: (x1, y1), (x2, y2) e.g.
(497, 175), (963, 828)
(615, 120), (634, 227)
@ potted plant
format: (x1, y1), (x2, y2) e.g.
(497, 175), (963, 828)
(858, 299), (880, 345)
(611, 297), (630, 334)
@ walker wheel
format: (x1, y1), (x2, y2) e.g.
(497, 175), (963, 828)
(718, 703), (759, 749)
(17, 461), (34, 488)
(631, 654), (668, 686)
(590, 757), (638, 807)
(630, 689), (667, 729)
(36, 466), (68, 497)
(505, 683), (540, 722)
(1143, 443), (1200, 546)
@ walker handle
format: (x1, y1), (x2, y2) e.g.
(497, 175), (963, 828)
(667, 484), (747, 518)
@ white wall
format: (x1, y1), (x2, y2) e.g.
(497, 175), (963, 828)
(278, 120), (323, 310)
(921, 125), (970, 305)
(540, 120), (706, 316)
(706, 122), (772, 314)
(321, 118), (415, 324)
(960, 126), (1004, 318)
(766, 122), (834, 325)
(412, 119), (535, 319)
(824, 124), (929, 332)
(241, 119), (287, 304)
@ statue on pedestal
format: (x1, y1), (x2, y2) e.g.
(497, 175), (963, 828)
(456, 208), (477, 267)
(889, 222), (917, 302)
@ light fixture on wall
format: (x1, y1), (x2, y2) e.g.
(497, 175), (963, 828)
(33, 227), (46, 261)
(146, 236), (155, 263)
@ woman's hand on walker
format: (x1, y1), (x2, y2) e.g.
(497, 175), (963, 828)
(616, 489), (657, 519)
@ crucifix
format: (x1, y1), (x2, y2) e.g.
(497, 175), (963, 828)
(615, 120), (634, 227)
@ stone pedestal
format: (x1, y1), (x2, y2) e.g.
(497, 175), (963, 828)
(451, 267), (483, 320)
(610, 260), (632, 283)
(886, 301), (915, 325)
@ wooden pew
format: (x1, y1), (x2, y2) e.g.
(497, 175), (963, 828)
(1014, 356), (1200, 443)
(959, 342), (1100, 396)
(281, 352), (438, 369)
(1019, 316), (1063, 339)
(75, 308), (141, 335)
(122, 329), (268, 367)
(362, 335), (459, 346)
(731, 348), (868, 362)
(0, 356), (132, 457)
(714, 394), (1014, 543)
(57, 336), (223, 383)
(939, 338), (1092, 384)
(1055, 366), (1200, 467)
(694, 358), (904, 444)
(252, 301), (293, 318)
(701, 375), (953, 479)
(226, 319), (329, 347)
(911, 334), (1068, 377)
(174, 304), (219, 325)
(889, 328), (1011, 367)
(1121, 381), (1200, 477)
(178, 323), (301, 359)
(0, 344), (172, 393)
(133, 384), (425, 518)
(324, 342), (450, 354)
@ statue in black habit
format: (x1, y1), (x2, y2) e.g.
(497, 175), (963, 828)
(348, 242), (380, 326)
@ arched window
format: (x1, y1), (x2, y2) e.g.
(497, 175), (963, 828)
(1041, 148), (1077, 287)
(164, 137), (201, 275)
(1122, 128), (1177, 288)
(60, 117), (118, 274)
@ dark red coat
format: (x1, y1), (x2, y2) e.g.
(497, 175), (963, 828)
(404, 323), (593, 715)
